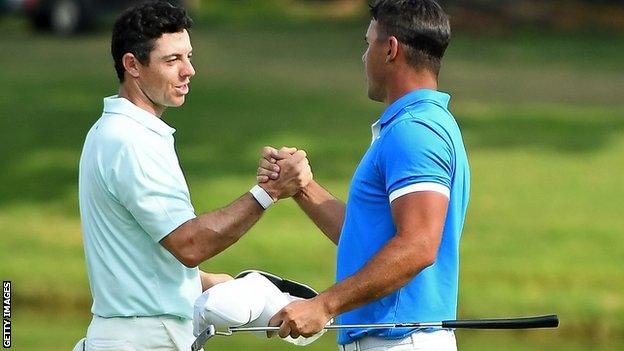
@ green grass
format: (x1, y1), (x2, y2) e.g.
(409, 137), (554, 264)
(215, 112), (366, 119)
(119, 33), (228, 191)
(1, 16), (623, 350)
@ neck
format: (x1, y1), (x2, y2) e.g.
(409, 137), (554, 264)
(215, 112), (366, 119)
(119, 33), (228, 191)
(118, 80), (165, 117)
(384, 69), (438, 106)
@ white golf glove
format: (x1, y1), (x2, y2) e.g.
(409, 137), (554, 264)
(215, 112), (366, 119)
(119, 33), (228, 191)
(193, 270), (326, 346)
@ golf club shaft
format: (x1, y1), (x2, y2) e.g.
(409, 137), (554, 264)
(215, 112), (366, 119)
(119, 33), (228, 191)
(229, 314), (559, 332)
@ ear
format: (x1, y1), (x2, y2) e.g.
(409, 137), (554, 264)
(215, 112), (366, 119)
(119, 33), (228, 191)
(122, 53), (141, 79)
(385, 36), (399, 63)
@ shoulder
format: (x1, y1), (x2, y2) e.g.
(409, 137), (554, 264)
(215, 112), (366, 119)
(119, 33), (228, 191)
(92, 114), (153, 151)
(83, 115), (164, 174)
(384, 104), (459, 144)
(376, 109), (455, 169)
(381, 115), (447, 148)
(99, 114), (142, 138)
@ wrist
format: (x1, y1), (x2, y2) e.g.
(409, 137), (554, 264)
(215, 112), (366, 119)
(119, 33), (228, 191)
(257, 183), (280, 202)
(250, 184), (276, 209)
(293, 182), (313, 202)
(315, 292), (338, 319)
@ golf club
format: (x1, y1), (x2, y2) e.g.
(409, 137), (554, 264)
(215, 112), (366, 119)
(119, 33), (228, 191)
(191, 314), (559, 351)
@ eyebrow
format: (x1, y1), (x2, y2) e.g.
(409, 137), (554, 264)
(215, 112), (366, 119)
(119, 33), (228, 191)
(160, 51), (193, 60)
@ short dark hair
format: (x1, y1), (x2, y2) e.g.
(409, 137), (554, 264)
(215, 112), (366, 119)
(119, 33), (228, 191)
(370, 0), (450, 74)
(111, 1), (193, 82)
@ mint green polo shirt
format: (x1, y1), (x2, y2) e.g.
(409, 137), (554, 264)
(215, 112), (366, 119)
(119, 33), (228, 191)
(79, 96), (201, 319)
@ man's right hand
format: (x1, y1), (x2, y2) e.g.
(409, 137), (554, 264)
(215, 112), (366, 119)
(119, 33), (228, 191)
(256, 146), (296, 183)
(257, 146), (312, 201)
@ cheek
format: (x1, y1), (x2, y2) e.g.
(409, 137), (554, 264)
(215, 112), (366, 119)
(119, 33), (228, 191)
(145, 69), (165, 86)
(364, 53), (373, 75)
(150, 65), (173, 82)
(160, 67), (175, 84)
(366, 53), (378, 75)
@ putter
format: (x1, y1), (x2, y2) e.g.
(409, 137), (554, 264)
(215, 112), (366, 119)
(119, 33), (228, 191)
(191, 314), (559, 351)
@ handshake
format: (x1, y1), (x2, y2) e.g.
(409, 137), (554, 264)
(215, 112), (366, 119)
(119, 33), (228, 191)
(255, 146), (313, 202)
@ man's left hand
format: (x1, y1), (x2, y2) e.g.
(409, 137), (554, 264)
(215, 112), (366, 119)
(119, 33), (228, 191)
(268, 297), (333, 339)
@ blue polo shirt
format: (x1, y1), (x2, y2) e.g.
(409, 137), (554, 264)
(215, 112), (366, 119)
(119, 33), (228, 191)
(336, 89), (470, 344)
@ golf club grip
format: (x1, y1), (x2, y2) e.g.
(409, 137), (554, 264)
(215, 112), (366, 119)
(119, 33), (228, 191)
(442, 315), (559, 329)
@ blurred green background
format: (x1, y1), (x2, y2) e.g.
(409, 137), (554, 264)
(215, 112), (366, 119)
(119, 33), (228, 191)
(1, 0), (623, 350)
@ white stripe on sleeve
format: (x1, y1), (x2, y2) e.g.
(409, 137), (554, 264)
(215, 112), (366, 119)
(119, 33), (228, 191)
(389, 182), (450, 203)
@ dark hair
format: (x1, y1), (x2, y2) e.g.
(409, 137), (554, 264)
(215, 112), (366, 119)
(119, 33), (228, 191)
(370, 0), (450, 74)
(111, 1), (193, 82)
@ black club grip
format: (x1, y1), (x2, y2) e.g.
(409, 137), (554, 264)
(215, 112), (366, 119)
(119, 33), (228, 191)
(442, 315), (559, 329)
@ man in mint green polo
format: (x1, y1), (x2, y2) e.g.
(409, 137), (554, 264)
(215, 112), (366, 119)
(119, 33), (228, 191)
(77, 2), (311, 350)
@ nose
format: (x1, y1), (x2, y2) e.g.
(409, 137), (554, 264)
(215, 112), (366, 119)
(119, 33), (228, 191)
(182, 59), (195, 78)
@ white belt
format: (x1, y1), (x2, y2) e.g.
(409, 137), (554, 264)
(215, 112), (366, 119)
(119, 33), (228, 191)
(338, 330), (456, 351)
(339, 334), (416, 351)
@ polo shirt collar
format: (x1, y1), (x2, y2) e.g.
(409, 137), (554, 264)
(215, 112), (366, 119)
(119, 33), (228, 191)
(379, 89), (450, 126)
(370, 89), (450, 143)
(103, 95), (176, 136)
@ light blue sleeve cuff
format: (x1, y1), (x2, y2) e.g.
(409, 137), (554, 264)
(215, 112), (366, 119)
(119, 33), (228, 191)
(153, 211), (197, 242)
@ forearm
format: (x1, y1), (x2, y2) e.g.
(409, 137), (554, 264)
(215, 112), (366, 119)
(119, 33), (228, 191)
(292, 180), (345, 245)
(318, 234), (435, 317)
(192, 193), (264, 258)
(199, 270), (233, 291)
(164, 192), (264, 267)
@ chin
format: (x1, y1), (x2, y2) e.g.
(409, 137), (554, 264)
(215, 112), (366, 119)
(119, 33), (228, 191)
(168, 97), (186, 107)
(367, 90), (383, 103)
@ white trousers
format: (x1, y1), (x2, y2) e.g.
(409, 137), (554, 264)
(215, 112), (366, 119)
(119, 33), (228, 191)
(338, 330), (457, 351)
(76, 314), (197, 351)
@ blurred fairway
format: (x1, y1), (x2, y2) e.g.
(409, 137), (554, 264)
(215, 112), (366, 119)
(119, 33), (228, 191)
(1, 13), (623, 351)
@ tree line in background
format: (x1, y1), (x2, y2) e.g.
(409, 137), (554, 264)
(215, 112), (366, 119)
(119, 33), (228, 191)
(441, 0), (624, 31)
(2, 0), (623, 35)
(306, 0), (624, 31)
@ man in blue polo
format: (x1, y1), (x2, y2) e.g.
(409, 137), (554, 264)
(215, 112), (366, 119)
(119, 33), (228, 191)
(261, 1), (469, 350)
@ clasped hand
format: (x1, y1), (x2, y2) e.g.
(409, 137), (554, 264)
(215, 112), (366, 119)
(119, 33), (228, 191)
(256, 146), (312, 200)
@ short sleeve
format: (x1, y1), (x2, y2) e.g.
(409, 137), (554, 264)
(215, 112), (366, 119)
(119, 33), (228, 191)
(377, 119), (453, 202)
(108, 143), (196, 242)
